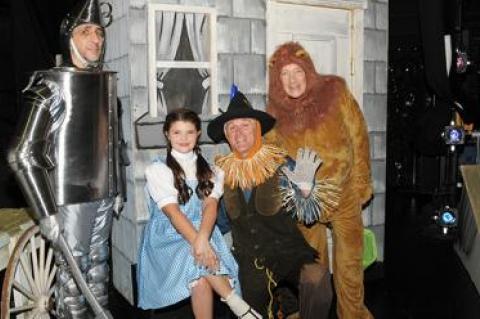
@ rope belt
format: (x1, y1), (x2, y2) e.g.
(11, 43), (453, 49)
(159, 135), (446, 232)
(254, 258), (278, 319)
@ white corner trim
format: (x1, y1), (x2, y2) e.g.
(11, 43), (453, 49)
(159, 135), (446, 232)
(270, 0), (367, 10)
(147, 3), (216, 15)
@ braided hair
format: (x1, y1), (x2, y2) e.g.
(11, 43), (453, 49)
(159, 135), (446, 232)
(164, 108), (214, 204)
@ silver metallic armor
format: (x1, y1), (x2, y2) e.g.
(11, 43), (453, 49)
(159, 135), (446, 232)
(8, 1), (119, 318)
(10, 69), (119, 217)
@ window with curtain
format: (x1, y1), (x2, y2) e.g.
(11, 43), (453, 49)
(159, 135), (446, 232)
(147, 4), (217, 117)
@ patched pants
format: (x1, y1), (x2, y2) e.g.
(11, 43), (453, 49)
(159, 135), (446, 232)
(237, 256), (332, 319)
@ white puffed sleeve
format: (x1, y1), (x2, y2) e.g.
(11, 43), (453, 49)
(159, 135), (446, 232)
(145, 162), (178, 208)
(209, 166), (224, 200)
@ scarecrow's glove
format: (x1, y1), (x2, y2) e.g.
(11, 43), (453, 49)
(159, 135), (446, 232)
(39, 214), (62, 243)
(282, 148), (322, 192)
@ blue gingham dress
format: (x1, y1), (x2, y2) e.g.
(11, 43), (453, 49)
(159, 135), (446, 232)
(137, 156), (240, 309)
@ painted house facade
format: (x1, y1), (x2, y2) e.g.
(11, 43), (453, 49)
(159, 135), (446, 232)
(105, 0), (388, 303)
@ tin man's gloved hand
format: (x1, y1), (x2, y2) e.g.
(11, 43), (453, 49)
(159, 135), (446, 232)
(282, 148), (323, 192)
(113, 194), (124, 217)
(39, 214), (62, 243)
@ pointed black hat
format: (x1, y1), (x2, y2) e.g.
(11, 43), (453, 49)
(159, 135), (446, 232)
(207, 91), (275, 143)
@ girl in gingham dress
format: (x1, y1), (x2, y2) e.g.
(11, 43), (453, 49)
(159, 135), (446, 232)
(137, 108), (261, 318)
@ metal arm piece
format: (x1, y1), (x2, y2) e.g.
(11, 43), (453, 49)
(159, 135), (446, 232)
(8, 83), (59, 220)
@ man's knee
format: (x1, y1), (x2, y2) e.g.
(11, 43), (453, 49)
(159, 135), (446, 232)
(299, 262), (333, 305)
(300, 263), (329, 286)
(87, 246), (110, 286)
(298, 263), (333, 319)
(87, 262), (109, 284)
(89, 245), (109, 264)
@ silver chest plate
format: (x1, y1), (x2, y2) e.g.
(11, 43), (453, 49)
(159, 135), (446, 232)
(41, 69), (118, 205)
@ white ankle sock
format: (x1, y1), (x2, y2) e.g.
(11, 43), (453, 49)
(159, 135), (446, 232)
(224, 291), (262, 318)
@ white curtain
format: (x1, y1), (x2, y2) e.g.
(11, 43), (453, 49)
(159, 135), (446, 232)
(185, 13), (210, 114)
(156, 11), (184, 114)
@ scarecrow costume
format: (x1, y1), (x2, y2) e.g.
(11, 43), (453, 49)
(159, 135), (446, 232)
(266, 42), (373, 319)
(208, 92), (333, 319)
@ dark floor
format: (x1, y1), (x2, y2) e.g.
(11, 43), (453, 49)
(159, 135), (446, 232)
(107, 245), (480, 319)
(107, 262), (387, 319)
(380, 191), (480, 319)
(3, 194), (480, 318)
(2, 238), (479, 318)
(1, 246), (479, 319)
(106, 192), (480, 319)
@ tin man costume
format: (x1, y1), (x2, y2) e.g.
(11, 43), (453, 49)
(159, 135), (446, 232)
(8, 1), (123, 318)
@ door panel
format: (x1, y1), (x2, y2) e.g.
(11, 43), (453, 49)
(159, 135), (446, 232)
(293, 34), (342, 75)
(267, 2), (354, 92)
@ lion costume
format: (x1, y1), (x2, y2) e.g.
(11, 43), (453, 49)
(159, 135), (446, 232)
(265, 42), (373, 319)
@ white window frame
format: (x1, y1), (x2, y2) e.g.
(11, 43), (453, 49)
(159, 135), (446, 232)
(147, 3), (217, 117)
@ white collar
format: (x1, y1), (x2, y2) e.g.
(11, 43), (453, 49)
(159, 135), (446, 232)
(171, 150), (197, 179)
(171, 149), (197, 162)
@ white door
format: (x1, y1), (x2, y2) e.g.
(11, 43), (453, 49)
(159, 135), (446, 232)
(267, 0), (366, 105)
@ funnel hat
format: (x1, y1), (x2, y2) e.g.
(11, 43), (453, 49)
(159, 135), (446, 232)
(59, 0), (112, 69)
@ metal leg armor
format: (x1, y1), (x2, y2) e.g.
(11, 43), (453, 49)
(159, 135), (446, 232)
(87, 199), (114, 308)
(54, 199), (114, 319)
(55, 253), (89, 319)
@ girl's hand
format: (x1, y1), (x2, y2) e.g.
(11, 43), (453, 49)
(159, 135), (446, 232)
(203, 245), (219, 273)
(192, 234), (219, 272)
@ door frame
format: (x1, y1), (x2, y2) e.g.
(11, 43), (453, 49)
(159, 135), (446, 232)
(266, 0), (367, 107)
